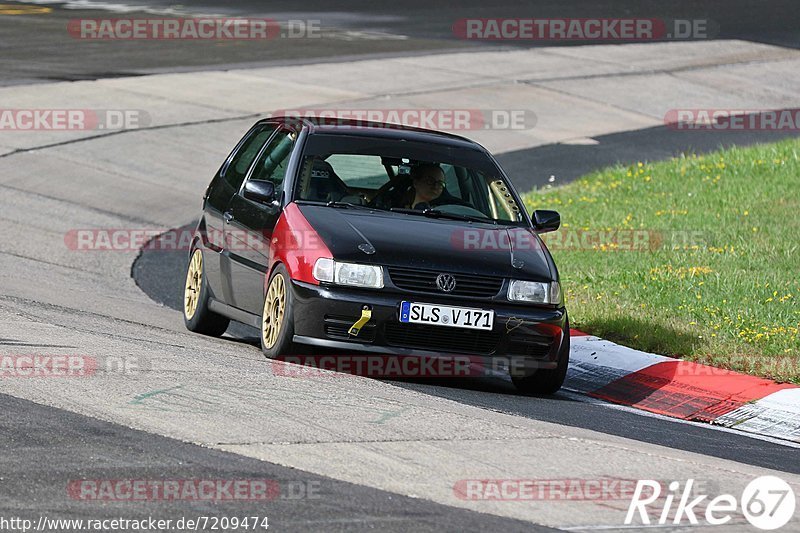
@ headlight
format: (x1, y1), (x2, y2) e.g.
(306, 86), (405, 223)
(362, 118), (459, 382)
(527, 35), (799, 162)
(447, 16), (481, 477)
(508, 280), (561, 304)
(313, 258), (384, 289)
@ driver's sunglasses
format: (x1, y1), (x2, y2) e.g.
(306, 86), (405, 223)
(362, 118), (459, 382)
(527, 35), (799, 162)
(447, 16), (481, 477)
(423, 177), (446, 188)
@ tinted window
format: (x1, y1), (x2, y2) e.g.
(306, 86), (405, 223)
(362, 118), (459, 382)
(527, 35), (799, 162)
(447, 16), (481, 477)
(296, 152), (524, 224)
(223, 125), (276, 189)
(249, 130), (297, 192)
(294, 134), (526, 224)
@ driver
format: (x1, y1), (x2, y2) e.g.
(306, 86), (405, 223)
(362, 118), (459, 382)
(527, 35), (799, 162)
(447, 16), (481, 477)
(401, 163), (446, 209)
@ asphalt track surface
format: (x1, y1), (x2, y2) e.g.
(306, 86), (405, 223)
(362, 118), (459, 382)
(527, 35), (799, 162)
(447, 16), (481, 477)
(2, 1), (800, 532)
(0, 393), (556, 532)
(2, 0), (800, 85)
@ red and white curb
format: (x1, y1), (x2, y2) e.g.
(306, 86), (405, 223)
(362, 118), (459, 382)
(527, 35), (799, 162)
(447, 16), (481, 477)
(566, 330), (800, 444)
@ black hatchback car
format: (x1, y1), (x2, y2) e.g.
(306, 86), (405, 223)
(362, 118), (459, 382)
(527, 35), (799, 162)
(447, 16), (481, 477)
(183, 117), (569, 394)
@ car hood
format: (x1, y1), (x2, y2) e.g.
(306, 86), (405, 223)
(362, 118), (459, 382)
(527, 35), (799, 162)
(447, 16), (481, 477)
(297, 204), (555, 281)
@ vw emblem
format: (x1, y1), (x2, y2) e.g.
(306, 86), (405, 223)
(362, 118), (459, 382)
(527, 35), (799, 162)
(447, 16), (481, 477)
(436, 273), (457, 293)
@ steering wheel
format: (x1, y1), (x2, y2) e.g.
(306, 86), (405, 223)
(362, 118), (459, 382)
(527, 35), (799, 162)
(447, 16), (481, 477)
(368, 175), (411, 209)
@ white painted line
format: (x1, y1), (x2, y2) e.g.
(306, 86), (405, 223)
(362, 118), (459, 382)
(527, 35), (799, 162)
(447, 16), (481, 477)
(715, 388), (800, 443)
(560, 389), (800, 449)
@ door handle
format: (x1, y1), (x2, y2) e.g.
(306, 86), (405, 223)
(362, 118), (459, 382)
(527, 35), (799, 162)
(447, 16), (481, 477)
(223, 211), (234, 223)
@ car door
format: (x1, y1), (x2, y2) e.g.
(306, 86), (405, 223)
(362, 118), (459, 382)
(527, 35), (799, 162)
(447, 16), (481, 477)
(224, 128), (298, 315)
(202, 123), (277, 304)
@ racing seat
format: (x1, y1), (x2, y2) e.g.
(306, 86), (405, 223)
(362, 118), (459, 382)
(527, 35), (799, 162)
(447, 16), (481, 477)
(306, 159), (349, 203)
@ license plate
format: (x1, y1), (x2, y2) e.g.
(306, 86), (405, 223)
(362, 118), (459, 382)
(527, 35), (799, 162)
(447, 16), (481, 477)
(399, 301), (494, 330)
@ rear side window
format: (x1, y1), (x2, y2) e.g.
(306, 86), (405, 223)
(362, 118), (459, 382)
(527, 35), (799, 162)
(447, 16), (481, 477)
(249, 130), (297, 192)
(223, 125), (276, 190)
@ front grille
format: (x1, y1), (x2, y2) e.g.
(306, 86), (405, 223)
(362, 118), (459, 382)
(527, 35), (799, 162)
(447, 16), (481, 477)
(384, 322), (501, 355)
(324, 315), (376, 342)
(387, 267), (503, 298)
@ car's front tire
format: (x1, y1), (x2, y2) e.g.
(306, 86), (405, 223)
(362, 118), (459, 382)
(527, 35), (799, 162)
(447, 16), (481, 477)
(260, 263), (296, 358)
(183, 248), (230, 336)
(511, 320), (570, 395)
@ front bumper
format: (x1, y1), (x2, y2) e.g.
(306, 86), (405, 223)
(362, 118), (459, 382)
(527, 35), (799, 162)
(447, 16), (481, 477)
(290, 280), (568, 370)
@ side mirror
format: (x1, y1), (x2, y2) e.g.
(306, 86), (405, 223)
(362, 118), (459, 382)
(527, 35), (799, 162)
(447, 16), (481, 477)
(533, 210), (560, 233)
(243, 180), (276, 205)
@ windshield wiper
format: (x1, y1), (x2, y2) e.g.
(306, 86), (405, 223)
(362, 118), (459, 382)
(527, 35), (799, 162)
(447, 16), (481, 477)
(390, 207), (497, 224)
(296, 200), (379, 211)
(326, 201), (372, 209)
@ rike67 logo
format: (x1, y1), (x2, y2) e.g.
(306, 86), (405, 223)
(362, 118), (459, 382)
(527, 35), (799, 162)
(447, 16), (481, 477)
(627, 476), (796, 530)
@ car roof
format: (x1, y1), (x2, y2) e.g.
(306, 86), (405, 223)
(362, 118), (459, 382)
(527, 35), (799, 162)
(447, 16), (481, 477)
(256, 116), (486, 151)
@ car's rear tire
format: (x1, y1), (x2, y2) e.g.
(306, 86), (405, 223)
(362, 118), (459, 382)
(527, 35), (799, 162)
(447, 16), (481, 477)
(260, 263), (296, 358)
(511, 321), (570, 395)
(183, 248), (230, 337)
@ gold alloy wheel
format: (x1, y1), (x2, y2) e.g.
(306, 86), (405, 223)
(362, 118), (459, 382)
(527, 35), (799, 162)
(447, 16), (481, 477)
(184, 249), (203, 320)
(262, 272), (286, 349)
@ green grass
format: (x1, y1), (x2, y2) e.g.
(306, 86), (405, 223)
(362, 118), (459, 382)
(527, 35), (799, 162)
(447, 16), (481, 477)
(522, 139), (800, 383)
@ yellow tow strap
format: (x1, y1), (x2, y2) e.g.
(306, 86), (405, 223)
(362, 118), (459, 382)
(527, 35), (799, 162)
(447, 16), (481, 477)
(348, 306), (372, 337)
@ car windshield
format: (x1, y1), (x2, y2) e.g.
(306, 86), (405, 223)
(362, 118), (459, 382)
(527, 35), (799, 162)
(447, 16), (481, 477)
(294, 133), (527, 225)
